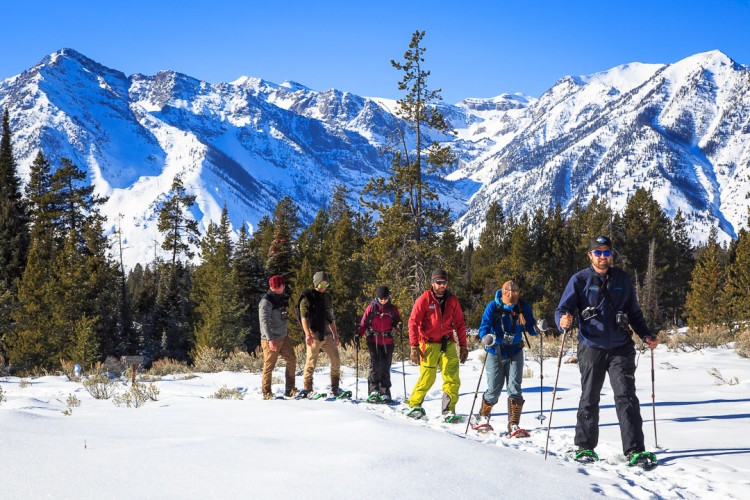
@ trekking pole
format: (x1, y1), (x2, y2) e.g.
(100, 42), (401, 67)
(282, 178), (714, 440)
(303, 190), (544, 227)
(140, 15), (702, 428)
(399, 323), (407, 400)
(536, 319), (549, 423)
(544, 325), (570, 460)
(650, 340), (658, 448)
(464, 334), (494, 435)
(355, 334), (360, 400)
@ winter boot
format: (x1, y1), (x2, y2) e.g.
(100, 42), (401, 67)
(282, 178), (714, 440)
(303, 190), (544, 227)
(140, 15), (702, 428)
(507, 398), (525, 433)
(381, 388), (392, 404)
(476, 397), (494, 425)
(284, 387), (298, 398)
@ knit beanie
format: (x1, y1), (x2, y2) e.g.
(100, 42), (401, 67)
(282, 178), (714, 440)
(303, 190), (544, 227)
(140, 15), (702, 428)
(313, 271), (330, 287)
(269, 275), (286, 288)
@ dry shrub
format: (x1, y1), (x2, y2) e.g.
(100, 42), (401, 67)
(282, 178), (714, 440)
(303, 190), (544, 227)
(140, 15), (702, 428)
(60, 360), (80, 381)
(192, 346), (226, 373)
(735, 328), (750, 358)
(224, 348), (263, 372)
(210, 385), (245, 400)
(148, 358), (192, 377)
(294, 344), (307, 372)
(83, 373), (118, 399)
(338, 343), (359, 369)
(667, 325), (733, 352)
(113, 381), (160, 408)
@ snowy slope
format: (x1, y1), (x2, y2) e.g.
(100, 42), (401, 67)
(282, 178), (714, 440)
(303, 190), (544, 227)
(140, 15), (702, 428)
(0, 341), (748, 499)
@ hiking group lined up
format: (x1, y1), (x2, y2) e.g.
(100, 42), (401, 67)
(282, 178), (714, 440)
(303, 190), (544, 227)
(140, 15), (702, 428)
(258, 235), (660, 470)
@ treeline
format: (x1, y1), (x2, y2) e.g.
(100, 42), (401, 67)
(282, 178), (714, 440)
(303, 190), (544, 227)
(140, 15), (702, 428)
(1, 147), (748, 373)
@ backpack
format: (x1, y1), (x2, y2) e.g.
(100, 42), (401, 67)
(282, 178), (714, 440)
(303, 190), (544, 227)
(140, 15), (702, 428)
(364, 301), (396, 330)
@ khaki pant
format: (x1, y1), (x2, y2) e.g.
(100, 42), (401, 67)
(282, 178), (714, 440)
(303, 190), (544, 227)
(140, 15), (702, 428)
(261, 337), (297, 395)
(303, 335), (341, 391)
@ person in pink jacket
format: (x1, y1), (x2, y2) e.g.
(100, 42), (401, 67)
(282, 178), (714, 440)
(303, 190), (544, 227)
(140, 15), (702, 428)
(406, 269), (468, 420)
(358, 286), (402, 403)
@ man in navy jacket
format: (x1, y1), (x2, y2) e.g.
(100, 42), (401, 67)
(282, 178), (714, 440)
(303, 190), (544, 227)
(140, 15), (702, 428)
(555, 235), (659, 464)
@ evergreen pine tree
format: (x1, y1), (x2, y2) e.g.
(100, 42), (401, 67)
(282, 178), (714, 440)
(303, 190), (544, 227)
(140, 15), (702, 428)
(8, 158), (117, 369)
(157, 175), (200, 265)
(618, 188), (672, 287)
(724, 213), (750, 322)
(325, 186), (369, 343)
(684, 228), (726, 327)
(234, 225), (266, 352)
(153, 261), (193, 360)
(662, 209), (695, 325)
(0, 109), (29, 349)
(192, 207), (246, 354)
(362, 30), (455, 299)
(127, 263), (161, 357)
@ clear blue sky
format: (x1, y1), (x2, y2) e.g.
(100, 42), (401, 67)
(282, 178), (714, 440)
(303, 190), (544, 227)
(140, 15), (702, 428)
(3, 0), (750, 103)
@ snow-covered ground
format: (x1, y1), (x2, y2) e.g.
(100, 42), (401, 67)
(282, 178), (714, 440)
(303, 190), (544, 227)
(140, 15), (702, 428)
(1, 342), (748, 499)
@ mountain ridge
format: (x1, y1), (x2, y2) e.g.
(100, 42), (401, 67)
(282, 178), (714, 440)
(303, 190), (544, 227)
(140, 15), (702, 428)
(1, 48), (749, 268)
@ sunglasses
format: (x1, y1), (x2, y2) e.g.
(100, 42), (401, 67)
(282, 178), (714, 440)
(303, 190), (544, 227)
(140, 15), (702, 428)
(317, 282), (331, 288)
(592, 250), (612, 257)
(433, 280), (448, 286)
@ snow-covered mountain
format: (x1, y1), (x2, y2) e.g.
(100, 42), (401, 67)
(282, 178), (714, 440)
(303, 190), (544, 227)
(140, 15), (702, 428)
(452, 50), (750, 245)
(1, 48), (749, 268)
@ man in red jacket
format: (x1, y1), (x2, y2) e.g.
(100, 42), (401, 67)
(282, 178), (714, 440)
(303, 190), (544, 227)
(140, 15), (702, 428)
(406, 269), (468, 420)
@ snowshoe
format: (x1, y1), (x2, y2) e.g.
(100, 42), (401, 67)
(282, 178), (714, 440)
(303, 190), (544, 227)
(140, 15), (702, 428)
(472, 423), (494, 433)
(404, 406), (426, 420)
(333, 389), (352, 400)
(627, 451), (658, 471)
(380, 394), (393, 404)
(442, 412), (464, 424)
(508, 425), (530, 438)
(262, 393), (274, 400)
(470, 415), (494, 433)
(295, 389), (312, 400)
(571, 449), (600, 464)
(367, 392), (383, 404)
(312, 391), (328, 400)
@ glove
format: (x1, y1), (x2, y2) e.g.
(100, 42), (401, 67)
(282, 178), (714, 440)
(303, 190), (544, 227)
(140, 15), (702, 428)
(644, 335), (659, 349)
(410, 346), (421, 365)
(481, 334), (496, 347)
(459, 345), (468, 364)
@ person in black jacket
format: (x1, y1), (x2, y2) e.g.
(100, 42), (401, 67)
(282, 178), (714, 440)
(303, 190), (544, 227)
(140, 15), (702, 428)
(555, 236), (659, 465)
(298, 271), (342, 398)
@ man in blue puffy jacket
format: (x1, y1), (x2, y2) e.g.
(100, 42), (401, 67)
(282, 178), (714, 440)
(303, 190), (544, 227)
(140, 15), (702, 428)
(476, 280), (537, 434)
(555, 235), (659, 465)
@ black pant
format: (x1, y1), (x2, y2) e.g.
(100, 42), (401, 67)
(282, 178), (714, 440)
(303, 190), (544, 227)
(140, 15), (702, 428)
(367, 342), (394, 395)
(575, 342), (644, 455)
